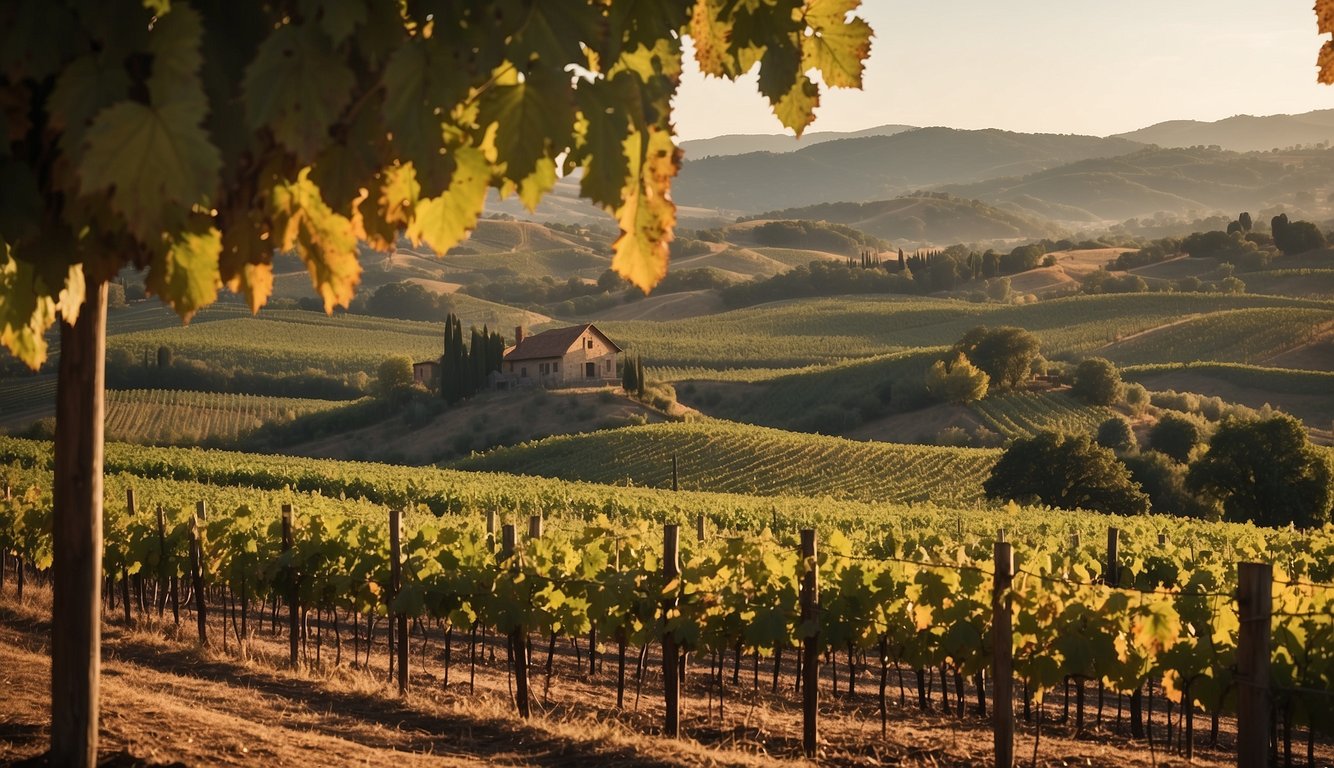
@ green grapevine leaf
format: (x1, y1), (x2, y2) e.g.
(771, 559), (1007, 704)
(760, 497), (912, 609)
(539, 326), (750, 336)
(242, 23), (355, 162)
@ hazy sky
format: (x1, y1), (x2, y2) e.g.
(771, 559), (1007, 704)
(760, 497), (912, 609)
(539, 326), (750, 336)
(674, 0), (1334, 140)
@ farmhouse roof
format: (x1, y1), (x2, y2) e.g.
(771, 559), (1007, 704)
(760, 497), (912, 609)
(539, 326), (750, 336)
(503, 324), (621, 362)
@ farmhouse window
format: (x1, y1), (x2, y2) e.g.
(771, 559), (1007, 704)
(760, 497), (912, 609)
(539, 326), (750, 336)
(521, 367), (528, 377)
(585, 362), (595, 377)
(604, 359), (611, 372)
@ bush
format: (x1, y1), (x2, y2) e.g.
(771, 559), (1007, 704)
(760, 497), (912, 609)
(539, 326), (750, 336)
(1149, 412), (1206, 463)
(1123, 383), (1150, 415)
(1095, 416), (1137, 454)
(983, 431), (1150, 515)
(1122, 451), (1213, 519)
(377, 356), (416, 398)
(1071, 357), (1122, 405)
(925, 353), (990, 404)
(1217, 276), (1245, 294)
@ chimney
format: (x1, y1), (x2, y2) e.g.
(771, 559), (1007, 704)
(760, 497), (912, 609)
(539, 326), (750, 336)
(514, 326), (524, 345)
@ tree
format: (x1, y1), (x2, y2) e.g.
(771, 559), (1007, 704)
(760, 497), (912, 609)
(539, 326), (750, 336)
(924, 352), (989, 404)
(1271, 214), (1326, 255)
(983, 431), (1150, 516)
(622, 351), (640, 394)
(1238, 211), (1252, 231)
(950, 326), (1041, 390)
(1095, 415), (1137, 454)
(1123, 382), (1150, 415)
(1121, 450), (1213, 519)
(985, 276), (1011, 303)
(1187, 415), (1333, 528)
(376, 355), (415, 397)
(1071, 357), (1122, 406)
(1149, 412), (1205, 463)
(0, 4), (876, 761)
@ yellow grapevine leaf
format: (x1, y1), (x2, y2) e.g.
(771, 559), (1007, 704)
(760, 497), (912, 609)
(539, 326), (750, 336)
(379, 162), (421, 227)
(802, 0), (873, 89)
(225, 262), (274, 314)
(690, 0), (735, 77)
(611, 127), (680, 293)
(406, 146), (490, 255)
(270, 168), (361, 312)
(147, 223), (222, 321)
(1321, 40), (1334, 85)
(516, 157), (556, 212)
(770, 73), (820, 135)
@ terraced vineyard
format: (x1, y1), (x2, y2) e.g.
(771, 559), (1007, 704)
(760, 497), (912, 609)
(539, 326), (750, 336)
(971, 390), (1113, 440)
(451, 421), (998, 505)
(103, 390), (349, 446)
(1097, 307), (1334, 366)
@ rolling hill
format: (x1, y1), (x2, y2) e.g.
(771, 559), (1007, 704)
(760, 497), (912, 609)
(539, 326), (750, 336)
(1113, 109), (1334, 152)
(671, 127), (1144, 213)
(679, 123), (917, 159)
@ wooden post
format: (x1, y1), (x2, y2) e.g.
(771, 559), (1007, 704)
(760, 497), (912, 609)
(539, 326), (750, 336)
(390, 508), (407, 695)
(281, 504), (298, 668)
(120, 488), (133, 624)
(800, 529), (819, 758)
(671, 454), (678, 491)
(993, 539), (1015, 768)
(663, 524), (681, 737)
(696, 513), (705, 543)
(188, 511), (206, 644)
(502, 524), (530, 718)
(1236, 562), (1272, 768)
(485, 509), (496, 552)
(49, 258), (107, 767)
(528, 514), (543, 540)
(1105, 527), (1120, 586)
(156, 505), (178, 624)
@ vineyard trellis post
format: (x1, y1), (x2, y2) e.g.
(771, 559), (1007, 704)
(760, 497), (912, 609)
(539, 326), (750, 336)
(120, 488), (134, 626)
(528, 514), (543, 540)
(155, 504), (178, 625)
(1105, 527), (1120, 586)
(188, 508), (206, 645)
(696, 513), (705, 543)
(485, 509), (496, 552)
(502, 523), (531, 718)
(993, 538), (1015, 768)
(800, 528), (819, 759)
(663, 523), (681, 738)
(1236, 562), (1272, 768)
(281, 504), (298, 668)
(391, 508), (408, 695)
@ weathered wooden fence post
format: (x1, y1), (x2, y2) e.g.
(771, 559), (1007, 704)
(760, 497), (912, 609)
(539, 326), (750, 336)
(696, 513), (706, 543)
(800, 528), (819, 759)
(993, 538), (1015, 768)
(391, 508), (407, 695)
(663, 523), (681, 737)
(281, 504), (298, 668)
(528, 514), (543, 540)
(485, 509), (496, 552)
(1236, 562), (1272, 768)
(1105, 527), (1120, 586)
(188, 508), (206, 644)
(502, 524), (530, 718)
(120, 488), (134, 625)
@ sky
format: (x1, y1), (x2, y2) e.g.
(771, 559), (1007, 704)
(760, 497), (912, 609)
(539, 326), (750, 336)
(673, 0), (1334, 140)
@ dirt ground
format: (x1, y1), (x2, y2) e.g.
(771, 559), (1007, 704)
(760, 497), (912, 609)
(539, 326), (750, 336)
(0, 583), (1312, 768)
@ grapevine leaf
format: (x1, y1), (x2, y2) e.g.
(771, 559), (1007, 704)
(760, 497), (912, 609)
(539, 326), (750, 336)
(226, 261), (273, 314)
(146, 222), (222, 320)
(573, 76), (633, 209)
(610, 126), (679, 293)
(300, 0), (368, 46)
(48, 53), (130, 160)
(475, 66), (574, 184)
(79, 100), (221, 242)
(690, 0), (735, 77)
(380, 37), (468, 189)
(802, 0), (873, 89)
(511, 0), (597, 67)
(406, 146), (490, 255)
(269, 168), (361, 312)
(515, 157), (556, 212)
(147, 3), (207, 110)
(242, 24), (355, 163)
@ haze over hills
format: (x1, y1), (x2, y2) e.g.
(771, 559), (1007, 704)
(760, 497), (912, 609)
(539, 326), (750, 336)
(679, 123), (916, 159)
(942, 145), (1334, 222)
(1113, 109), (1334, 152)
(671, 128), (1144, 213)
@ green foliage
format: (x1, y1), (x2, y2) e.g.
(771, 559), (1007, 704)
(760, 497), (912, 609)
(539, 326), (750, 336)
(376, 356), (414, 397)
(924, 353), (989, 404)
(0, 0), (877, 368)
(1187, 415), (1334, 528)
(1149, 413), (1207, 464)
(983, 431), (1151, 516)
(1271, 213), (1328, 256)
(1096, 416), (1137, 455)
(950, 325), (1041, 390)
(1121, 451), (1212, 519)
(1071, 357), (1123, 406)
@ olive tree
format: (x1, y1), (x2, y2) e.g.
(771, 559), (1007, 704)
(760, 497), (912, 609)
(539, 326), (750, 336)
(0, 2), (874, 762)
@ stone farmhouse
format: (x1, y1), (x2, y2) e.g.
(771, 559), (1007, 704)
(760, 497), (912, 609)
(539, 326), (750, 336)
(498, 324), (622, 388)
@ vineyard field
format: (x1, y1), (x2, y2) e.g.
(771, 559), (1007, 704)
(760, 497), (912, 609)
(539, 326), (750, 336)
(971, 390), (1112, 440)
(451, 421), (999, 504)
(103, 390), (350, 446)
(1097, 307), (1334, 366)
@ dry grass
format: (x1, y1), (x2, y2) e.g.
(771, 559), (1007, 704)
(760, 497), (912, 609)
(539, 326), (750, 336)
(0, 582), (1274, 768)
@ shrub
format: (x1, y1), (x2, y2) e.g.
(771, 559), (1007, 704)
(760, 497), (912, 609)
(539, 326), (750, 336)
(1095, 416), (1137, 454)
(1149, 412), (1206, 463)
(925, 353), (990, 404)
(983, 431), (1150, 515)
(1123, 383), (1150, 415)
(1121, 451), (1213, 519)
(1071, 357), (1122, 406)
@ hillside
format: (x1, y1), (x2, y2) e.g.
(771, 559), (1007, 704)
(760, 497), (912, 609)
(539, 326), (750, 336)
(1113, 109), (1334, 152)
(943, 145), (1334, 222)
(671, 128), (1144, 213)
(747, 194), (1065, 245)
(451, 421), (998, 505)
(679, 123), (917, 158)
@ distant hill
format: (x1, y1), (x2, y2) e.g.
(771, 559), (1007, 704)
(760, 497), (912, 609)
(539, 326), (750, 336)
(679, 123), (916, 159)
(943, 145), (1334, 222)
(745, 193), (1065, 245)
(1113, 109), (1334, 152)
(671, 127), (1144, 213)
